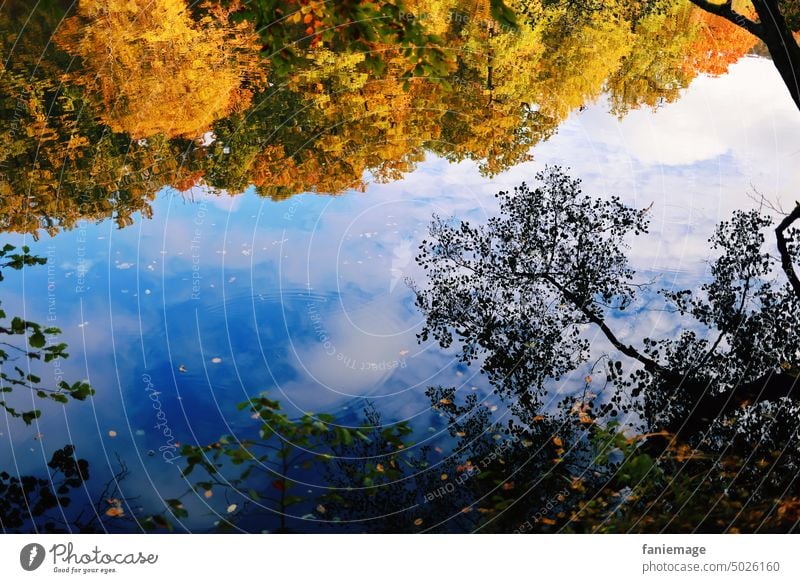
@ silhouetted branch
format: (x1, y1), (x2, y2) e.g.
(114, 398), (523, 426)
(688, 0), (764, 39)
(776, 204), (800, 299)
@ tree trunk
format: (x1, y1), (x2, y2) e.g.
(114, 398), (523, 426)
(752, 0), (800, 110)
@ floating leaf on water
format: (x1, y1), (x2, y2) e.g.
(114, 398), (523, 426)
(552, 436), (563, 447)
(204, 489), (213, 499)
(399, 349), (409, 356)
(178, 364), (187, 373)
(376, 463), (385, 472)
(413, 518), (423, 526)
(226, 503), (237, 513)
(440, 473), (448, 481)
(211, 357), (222, 364)
(316, 504), (327, 514)
(434, 446), (443, 454)
(105, 507), (125, 518)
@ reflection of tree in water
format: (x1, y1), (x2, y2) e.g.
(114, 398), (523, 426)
(4, 0), (800, 533)
(160, 170), (800, 533)
(0, 247), (140, 533)
(401, 167), (800, 532)
(0, 0), (768, 237)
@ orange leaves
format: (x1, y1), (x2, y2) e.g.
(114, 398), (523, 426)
(540, 517), (556, 526)
(684, 7), (759, 78)
(105, 498), (125, 517)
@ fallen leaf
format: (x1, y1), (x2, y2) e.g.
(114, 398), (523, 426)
(552, 436), (563, 447)
(413, 518), (423, 526)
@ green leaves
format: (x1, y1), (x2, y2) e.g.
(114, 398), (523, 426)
(21, 409), (42, 426)
(0, 246), (94, 423)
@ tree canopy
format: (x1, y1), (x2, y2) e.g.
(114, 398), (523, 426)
(0, 0), (769, 237)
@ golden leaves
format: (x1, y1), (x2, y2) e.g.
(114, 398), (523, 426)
(56, 0), (265, 139)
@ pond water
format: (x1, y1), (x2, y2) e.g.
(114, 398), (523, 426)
(3, 0), (800, 533)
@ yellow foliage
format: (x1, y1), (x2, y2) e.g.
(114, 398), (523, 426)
(57, 0), (264, 139)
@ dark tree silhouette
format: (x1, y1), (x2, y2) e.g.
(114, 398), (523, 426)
(408, 167), (800, 532)
(689, 0), (800, 109)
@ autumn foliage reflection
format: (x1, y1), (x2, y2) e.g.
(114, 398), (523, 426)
(0, 0), (784, 237)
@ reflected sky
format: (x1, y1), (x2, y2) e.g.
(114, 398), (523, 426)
(2, 56), (799, 531)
